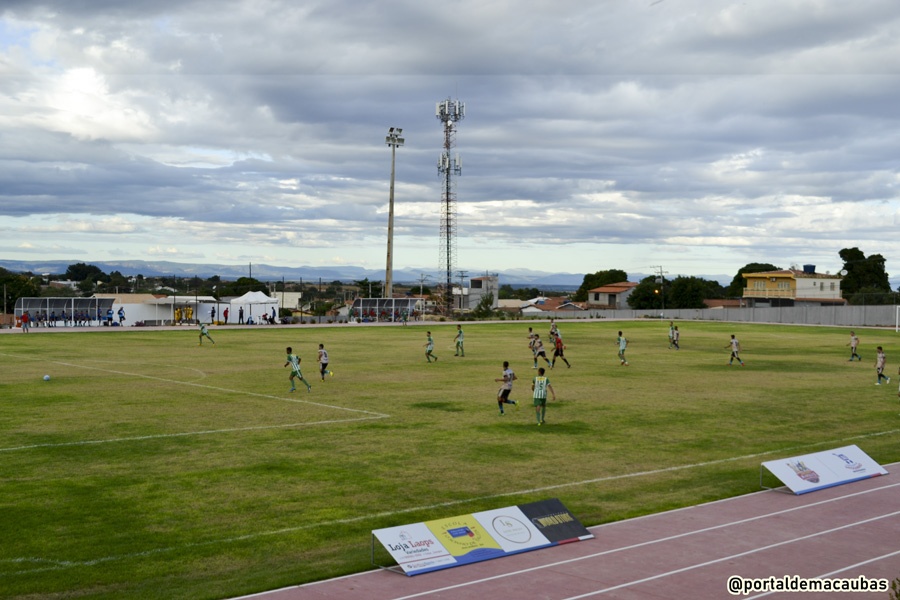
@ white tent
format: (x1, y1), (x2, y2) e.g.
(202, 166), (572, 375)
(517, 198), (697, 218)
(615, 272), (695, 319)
(229, 291), (279, 324)
(230, 291), (277, 305)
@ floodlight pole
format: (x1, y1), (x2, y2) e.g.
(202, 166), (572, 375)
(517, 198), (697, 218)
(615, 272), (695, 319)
(385, 127), (405, 300)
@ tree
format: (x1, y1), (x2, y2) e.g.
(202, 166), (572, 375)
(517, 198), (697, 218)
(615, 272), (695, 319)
(354, 278), (383, 298)
(839, 247), (889, 298)
(471, 292), (495, 318)
(847, 286), (897, 305)
(573, 269), (629, 302)
(627, 276), (669, 310)
(0, 267), (41, 312)
(663, 276), (724, 309)
(107, 271), (131, 292)
(725, 263), (780, 297)
(218, 277), (267, 296)
(65, 263), (106, 284)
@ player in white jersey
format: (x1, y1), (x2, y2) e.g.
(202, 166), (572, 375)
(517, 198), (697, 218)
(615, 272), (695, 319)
(317, 344), (334, 380)
(494, 361), (519, 415)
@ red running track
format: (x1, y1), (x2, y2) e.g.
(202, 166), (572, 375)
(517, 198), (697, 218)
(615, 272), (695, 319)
(231, 464), (900, 600)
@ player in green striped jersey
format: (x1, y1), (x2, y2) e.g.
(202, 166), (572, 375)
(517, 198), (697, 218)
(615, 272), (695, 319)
(284, 346), (311, 392)
(531, 367), (556, 426)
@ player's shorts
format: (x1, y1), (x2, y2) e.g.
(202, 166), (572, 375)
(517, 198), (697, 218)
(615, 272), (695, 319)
(536, 351), (547, 358)
(499, 389), (511, 401)
(533, 397), (547, 408)
(320, 362), (329, 373)
(553, 349), (565, 358)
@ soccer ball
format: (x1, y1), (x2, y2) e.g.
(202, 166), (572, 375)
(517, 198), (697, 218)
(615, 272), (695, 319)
(43, 375), (50, 381)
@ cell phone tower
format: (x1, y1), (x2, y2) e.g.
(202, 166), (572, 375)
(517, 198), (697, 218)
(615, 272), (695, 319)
(436, 97), (464, 314)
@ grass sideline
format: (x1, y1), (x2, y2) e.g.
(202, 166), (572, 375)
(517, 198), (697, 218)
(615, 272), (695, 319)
(1, 320), (898, 599)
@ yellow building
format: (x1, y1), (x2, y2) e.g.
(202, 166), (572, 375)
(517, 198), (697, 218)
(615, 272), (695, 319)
(742, 265), (844, 306)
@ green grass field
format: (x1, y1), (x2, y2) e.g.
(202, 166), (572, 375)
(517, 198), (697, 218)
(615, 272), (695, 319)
(1, 320), (898, 599)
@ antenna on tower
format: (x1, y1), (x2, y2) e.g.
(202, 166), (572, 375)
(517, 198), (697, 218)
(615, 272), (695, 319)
(436, 97), (464, 315)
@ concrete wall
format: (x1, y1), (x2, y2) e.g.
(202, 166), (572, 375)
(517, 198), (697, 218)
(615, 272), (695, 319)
(515, 305), (899, 328)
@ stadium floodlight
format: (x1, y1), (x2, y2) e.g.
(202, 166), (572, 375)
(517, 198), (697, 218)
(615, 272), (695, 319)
(384, 127), (405, 300)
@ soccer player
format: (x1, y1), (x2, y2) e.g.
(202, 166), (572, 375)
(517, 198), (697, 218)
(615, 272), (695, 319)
(550, 333), (571, 369)
(284, 346), (311, 392)
(198, 323), (215, 345)
(668, 321), (675, 349)
(847, 331), (862, 361)
(454, 324), (465, 357)
(527, 327), (536, 351)
(532, 334), (552, 368)
(494, 361), (518, 415)
(424, 331), (438, 363)
(725, 334), (744, 366)
(617, 331), (629, 366)
(317, 343), (334, 380)
(532, 367), (556, 425)
(672, 326), (680, 350)
(549, 320), (561, 341)
(875, 346), (890, 386)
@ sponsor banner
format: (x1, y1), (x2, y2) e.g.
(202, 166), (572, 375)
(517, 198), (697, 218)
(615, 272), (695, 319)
(518, 498), (594, 543)
(471, 506), (552, 553)
(372, 498), (591, 576)
(762, 444), (887, 495)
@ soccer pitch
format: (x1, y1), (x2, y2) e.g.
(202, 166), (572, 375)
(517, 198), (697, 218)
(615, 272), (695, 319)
(1, 320), (898, 599)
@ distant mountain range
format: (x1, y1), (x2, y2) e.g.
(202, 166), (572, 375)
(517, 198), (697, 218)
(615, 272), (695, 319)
(1, 259), (587, 289)
(0, 259), (733, 289)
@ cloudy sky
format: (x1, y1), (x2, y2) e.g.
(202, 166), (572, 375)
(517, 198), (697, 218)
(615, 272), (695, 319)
(1, 0), (899, 281)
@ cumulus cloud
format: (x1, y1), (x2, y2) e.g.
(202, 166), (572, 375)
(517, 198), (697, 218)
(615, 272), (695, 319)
(1, 0), (899, 278)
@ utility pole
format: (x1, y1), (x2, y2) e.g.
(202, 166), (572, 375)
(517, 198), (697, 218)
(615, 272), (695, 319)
(651, 265), (668, 312)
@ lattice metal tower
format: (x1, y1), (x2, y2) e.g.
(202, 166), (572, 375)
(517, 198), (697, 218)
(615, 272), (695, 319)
(436, 98), (464, 314)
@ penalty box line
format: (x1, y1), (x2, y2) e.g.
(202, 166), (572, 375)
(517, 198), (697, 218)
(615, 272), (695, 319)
(1, 351), (386, 419)
(4, 432), (898, 578)
(0, 416), (387, 453)
(0, 353), (390, 453)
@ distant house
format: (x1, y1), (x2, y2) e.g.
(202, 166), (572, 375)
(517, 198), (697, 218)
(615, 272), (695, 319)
(742, 265), (844, 307)
(585, 282), (639, 309)
(453, 275), (499, 311)
(520, 296), (585, 316)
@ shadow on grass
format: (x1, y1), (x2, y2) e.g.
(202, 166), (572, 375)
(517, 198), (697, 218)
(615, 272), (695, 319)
(410, 401), (466, 412)
(476, 419), (594, 434)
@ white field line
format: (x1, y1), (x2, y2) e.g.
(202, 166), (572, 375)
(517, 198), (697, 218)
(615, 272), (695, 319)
(0, 416), (387, 453)
(3, 431), (898, 577)
(0, 353), (390, 453)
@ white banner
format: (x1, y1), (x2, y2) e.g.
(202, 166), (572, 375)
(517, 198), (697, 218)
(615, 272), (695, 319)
(762, 444), (887, 495)
(372, 498), (591, 576)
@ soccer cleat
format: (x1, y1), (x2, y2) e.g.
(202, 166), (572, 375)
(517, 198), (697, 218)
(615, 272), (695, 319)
(330, 371), (334, 377)
(515, 400), (519, 410)
(290, 388), (296, 392)
(499, 411), (505, 416)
